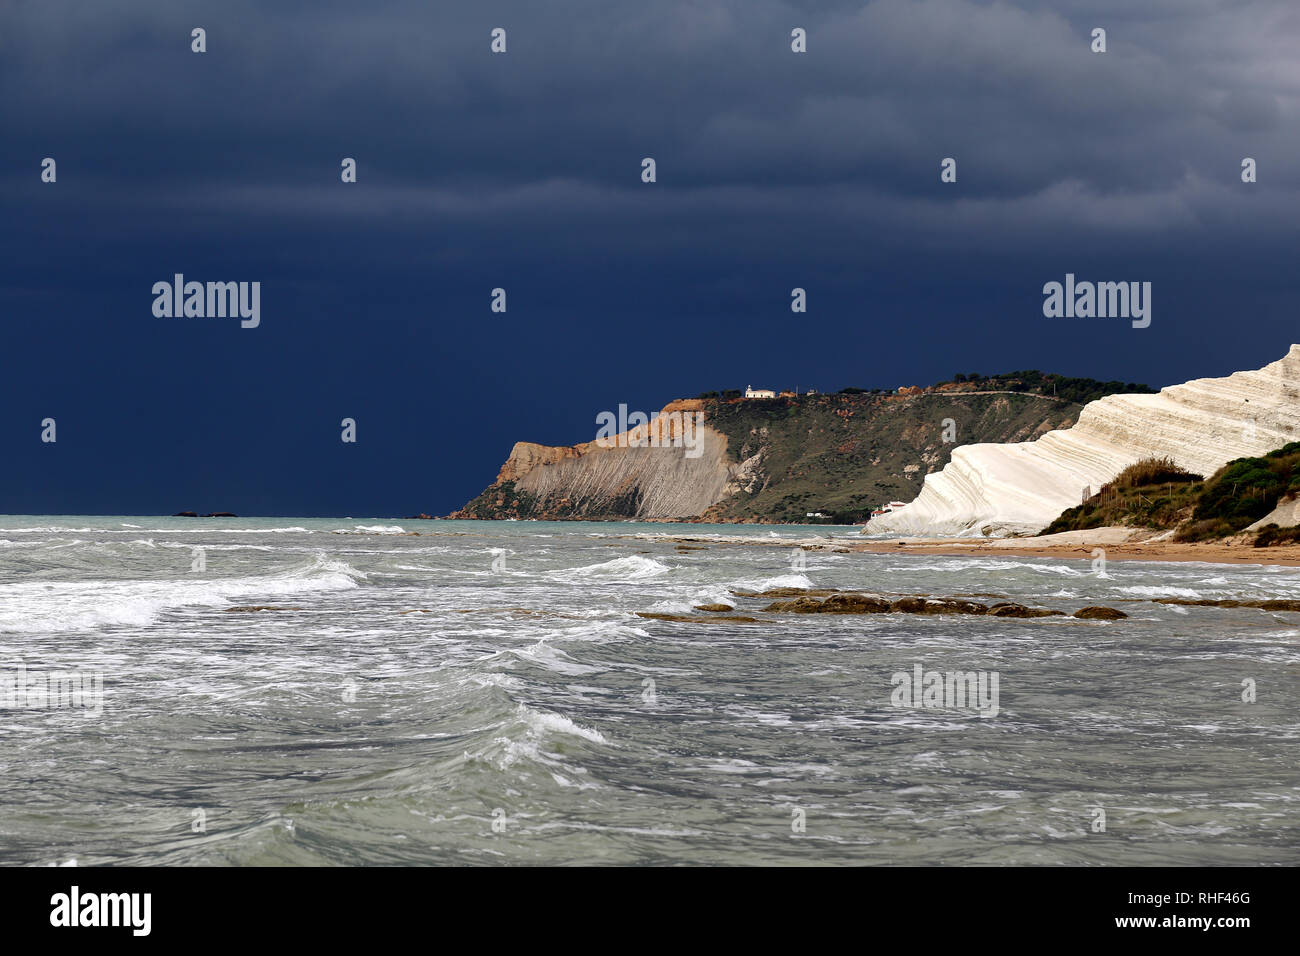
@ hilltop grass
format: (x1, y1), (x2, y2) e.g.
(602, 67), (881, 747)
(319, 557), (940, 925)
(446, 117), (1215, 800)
(698, 371), (1155, 407)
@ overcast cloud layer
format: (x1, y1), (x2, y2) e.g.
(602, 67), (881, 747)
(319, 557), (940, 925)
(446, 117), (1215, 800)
(2, 1), (1296, 515)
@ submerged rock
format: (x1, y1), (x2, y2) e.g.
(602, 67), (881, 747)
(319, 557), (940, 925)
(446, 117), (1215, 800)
(693, 603), (735, 612)
(749, 589), (1124, 620)
(224, 605), (301, 613)
(764, 594), (892, 614)
(890, 597), (989, 615)
(732, 587), (840, 598)
(763, 594), (990, 615)
(1073, 606), (1128, 620)
(636, 611), (758, 623)
(987, 602), (1065, 618)
(1153, 597), (1300, 611)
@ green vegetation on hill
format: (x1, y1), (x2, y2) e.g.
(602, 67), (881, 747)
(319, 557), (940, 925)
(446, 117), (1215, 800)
(708, 373), (1155, 409)
(1254, 524), (1300, 547)
(454, 480), (544, 520)
(962, 371), (1154, 406)
(1176, 442), (1300, 541)
(1041, 458), (1203, 535)
(1042, 444), (1300, 544)
(701, 390), (1084, 524)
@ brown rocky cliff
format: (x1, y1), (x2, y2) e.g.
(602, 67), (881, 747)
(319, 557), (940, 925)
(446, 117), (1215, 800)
(496, 442), (581, 483)
(451, 400), (738, 520)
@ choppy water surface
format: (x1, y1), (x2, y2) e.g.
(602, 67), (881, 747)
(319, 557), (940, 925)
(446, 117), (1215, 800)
(1, 516), (1296, 865)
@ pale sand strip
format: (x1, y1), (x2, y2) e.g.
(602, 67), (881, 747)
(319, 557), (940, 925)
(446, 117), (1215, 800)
(851, 527), (1300, 567)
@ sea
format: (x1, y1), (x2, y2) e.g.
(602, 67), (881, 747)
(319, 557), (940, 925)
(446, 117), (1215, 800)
(1, 515), (1296, 866)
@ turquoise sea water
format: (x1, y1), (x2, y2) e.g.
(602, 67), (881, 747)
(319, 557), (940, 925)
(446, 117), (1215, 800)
(0, 515), (1296, 865)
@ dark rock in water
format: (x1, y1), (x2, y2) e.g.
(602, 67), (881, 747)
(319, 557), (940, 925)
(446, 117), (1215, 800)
(405, 513), (433, 520)
(1073, 606), (1127, 620)
(693, 604), (735, 612)
(824, 593), (894, 613)
(203, 512), (237, 518)
(636, 612), (758, 623)
(732, 587), (840, 598)
(1258, 599), (1300, 611)
(764, 597), (828, 613)
(173, 511), (198, 517)
(764, 594), (892, 614)
(889, 597), (929, 614)
(987, 602), (1065, 618)
(756, 591), (1081, 619)
(1153, 597), (1300, 612)
(889, 597), (989, 615)
(224, 605), (301, 612)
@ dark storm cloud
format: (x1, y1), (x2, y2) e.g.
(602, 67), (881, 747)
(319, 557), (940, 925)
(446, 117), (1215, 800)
(1, 1), (1297, 516)
(6, 0), (1298, 196)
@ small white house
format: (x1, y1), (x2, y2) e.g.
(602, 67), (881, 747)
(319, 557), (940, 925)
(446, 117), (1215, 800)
(744, 385), (777, 399)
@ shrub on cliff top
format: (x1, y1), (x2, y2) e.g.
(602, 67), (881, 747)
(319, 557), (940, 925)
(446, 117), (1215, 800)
(1108, 457), (1201, 490)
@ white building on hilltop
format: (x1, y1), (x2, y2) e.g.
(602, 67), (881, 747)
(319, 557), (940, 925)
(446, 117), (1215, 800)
(744, 385), (777, 399)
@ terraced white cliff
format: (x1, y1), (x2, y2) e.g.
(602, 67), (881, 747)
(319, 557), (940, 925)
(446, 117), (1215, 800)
(867, 345), (1300, 537)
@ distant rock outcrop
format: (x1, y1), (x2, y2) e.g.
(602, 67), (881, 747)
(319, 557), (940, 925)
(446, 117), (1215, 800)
(449, 400), (735, 521)
(868, 346), (1300, 537)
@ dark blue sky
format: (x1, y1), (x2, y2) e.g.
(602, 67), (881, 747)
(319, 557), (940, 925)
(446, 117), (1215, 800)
(3, 0), (1297, 517)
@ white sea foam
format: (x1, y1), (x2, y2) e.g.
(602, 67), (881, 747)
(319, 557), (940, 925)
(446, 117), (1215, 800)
(552, 555), (671, 582)
(517, 705), (609, 745)
(0, 526), (313, 535)
(0, 526), (99, 534)
(735, 572), (815, 592)
(0, 553), (362, 634)
(1117, 585), (1204, 598)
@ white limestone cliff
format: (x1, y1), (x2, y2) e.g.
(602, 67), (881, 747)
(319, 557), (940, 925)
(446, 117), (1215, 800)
(866, 345), (1300, 537)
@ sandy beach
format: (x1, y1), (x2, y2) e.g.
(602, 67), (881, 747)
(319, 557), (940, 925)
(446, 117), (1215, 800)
(851, 527), (1300, 567)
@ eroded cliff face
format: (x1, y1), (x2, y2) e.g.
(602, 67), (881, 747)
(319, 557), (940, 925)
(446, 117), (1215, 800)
(868, 345), (1300, 537)
(450, 400), (738, 521)
(448, 388), (1091, 523)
